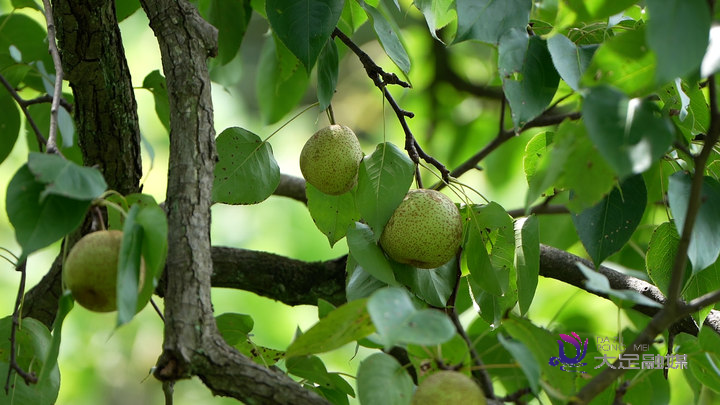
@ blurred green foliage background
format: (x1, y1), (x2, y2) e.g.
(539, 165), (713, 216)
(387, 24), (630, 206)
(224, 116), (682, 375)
(0, 0), (697, 403)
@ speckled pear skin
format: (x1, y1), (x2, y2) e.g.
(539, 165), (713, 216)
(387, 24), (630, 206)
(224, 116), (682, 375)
(379, 189), (463, 269)
(411, 371), (486, 405)
(63, 230), (144, 312)
(299, 125), (363, 195)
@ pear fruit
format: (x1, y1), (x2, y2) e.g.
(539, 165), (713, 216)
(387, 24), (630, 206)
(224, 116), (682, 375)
(379, 189), (462, 269)
(411, 371), (486, 405)
(63, 230), (144, 312)
(300, 124), (363, 195)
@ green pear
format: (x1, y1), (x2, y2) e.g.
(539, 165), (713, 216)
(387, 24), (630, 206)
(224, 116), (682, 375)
(300, 124), (363, 195)
(63, 230), (144, 312)
(379, 189), (462, 269)
(412, 371), (487, 405)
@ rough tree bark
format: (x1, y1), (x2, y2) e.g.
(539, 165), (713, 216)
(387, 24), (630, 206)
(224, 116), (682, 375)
(138, 0), (329, 403)
(51, 0), (142, 195)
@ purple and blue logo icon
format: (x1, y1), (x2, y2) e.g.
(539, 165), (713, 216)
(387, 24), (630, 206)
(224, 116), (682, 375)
(549, 332), (588, 373)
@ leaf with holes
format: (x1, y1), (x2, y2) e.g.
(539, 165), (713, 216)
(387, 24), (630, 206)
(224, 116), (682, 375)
(212, 127), (280, 205)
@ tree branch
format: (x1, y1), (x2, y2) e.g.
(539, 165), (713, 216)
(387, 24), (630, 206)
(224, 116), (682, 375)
(41, 0), (64, 154)
(4, 261), (37, 394)
(432, 111), (581, 191)
(332, 28), (451, 183)
(0, 73), (47, 151)
(274, 174), (308, 204)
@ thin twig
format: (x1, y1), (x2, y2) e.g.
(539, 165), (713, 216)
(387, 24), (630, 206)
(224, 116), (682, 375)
(332, 28), (451, 183)
(150, 298), (165, 322)
(4, 261), (38, 394)
(433, 111), (581, 191)
(162, 381), (174, 405)
(445, 253), (495, 399)
(0, 73), (46, 151)
(497, 387), (532, 403)
(41, 0), (64, 155)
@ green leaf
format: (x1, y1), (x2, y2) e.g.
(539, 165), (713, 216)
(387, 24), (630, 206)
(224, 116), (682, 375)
(346, 258), (388, 301)
(338, 0), (367, 33)
(454, 0), (531, 45)
(407, 335), (471, 376)
(216, 313), (255, 341)
(132, 199), (168, 311)
(27, 152), (107, 201)
(24, 103), (83, 165)
(646, 222), (683, 296)
(307, 183), (360, 246)
(355, 142), (414, 238)
(646, 0), (711, 84)
(581, 26), (657, 97)
(0, 86), (20, 166)
(659, 80), (710, 140)
(583, 86), (674, 178)
(38, 292), (72, 385)
(287, 356), (354, 396)
(523, 131), (562, 207)
(317, 38), (339, 111)
(464, 202), (515, 298)
(6, 165), (91, 260)
(668, 173), (720, 273)
(0, 14), (53, 92)
(361, 2), (411, 74)
(346, 222), (398, 286)
(572, 174), (647, 266)
(266, 0), (344, 72)
(676, 336), (720, 395)
(256, 36), (309, 124)
(394, 257), (456, 307)
(11, 0), (41, 10)
(356, 352), (414, 405)
(212, 127), (281, 205)
(205, 0), (252, 65)
(576, 263), (662, 308)
(547, 34), (597, 92)
(515, 215), (539, 315)
(115, 0), (141, 21)
(564, 0), (637, 20)
(317, 299), (336, 319)
(498, 334), (540, 393)
(685, 262), (720, 325)
(367, 287), (455, 348)
(464, 213), (503, 296)
(0, 316), (60, 405)
(285, 298), (375, 357)
(216, 313), (285, 366)
(414, 0), (455, 43)
(117, 205), (144, 326)
(501, 316), (576, 400)
(554, 122), (616, 212)
(499, 30), (560, 128)
(142, 70), (170, 131)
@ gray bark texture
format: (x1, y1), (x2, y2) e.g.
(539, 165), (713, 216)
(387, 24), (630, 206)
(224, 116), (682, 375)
(138, 0), (329, 403)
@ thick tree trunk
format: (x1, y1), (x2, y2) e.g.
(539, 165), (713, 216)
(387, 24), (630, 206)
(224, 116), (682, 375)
(138, 0), (329, 403)
(51, 0), (142, 195)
